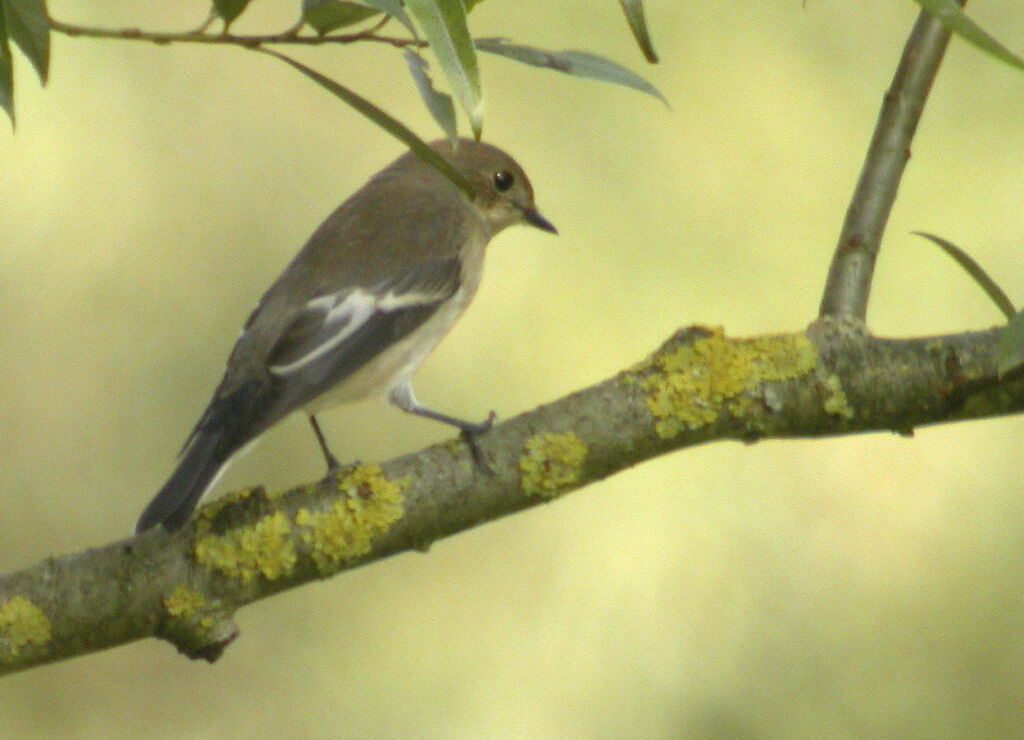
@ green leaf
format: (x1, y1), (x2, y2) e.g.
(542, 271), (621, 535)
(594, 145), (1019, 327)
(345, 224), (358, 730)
(912, 232), (1016, 320)
(302, 0), (380, 34)
(618, 0), (658, 63)
(212, 0), (252, 26)
(998, 310), (1024, 378)
(475, 38), (667, 105)
(2, 0), (48, 84)
(462, 0), (484, 11)
(357, 0), (416, 37)
(404, 48), (457, 143)
(913, 0), (1024, 72)
(0, 6), (13, 125)
(258, 48), (474, 199)
(406, 0), (482, 138)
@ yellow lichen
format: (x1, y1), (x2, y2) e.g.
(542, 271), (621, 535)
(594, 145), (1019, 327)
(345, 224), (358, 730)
(822, 373), (855, 419)
(642, 327), (818, 438)
(194, 511), (297, 583)
(0, 596), (52, 658)
(164, 584), (207, 618)
(163, 585), (223, 632)
(295, 464), (407, 574)
(197, 486), (266, 524)
(519, 432), (589, 498)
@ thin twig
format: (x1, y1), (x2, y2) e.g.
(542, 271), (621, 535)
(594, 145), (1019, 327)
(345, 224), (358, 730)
(818, 3), (964, 321)
(48, 18), (422, 50)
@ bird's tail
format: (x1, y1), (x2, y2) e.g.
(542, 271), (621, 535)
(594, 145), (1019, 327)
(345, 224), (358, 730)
(135, 427), (228, 533)
(138, 382), (266, 533)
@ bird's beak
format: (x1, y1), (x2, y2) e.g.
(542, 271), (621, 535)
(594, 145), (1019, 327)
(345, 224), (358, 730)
(523, 207), (558, 235)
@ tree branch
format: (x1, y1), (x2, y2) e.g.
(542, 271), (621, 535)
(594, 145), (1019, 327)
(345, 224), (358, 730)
(48, 18), (421, 50)
(2, 322), (1021, 674)
(818, 3), (962, 320)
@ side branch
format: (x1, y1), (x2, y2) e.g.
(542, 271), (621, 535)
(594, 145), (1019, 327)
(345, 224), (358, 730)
(2, 321), (1021, 674)
(48, 19), (420, 49)
(819, 4), (960, 320)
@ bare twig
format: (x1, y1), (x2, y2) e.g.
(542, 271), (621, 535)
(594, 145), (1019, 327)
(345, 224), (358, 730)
(48, 18), (421, 50)
(818, 3), (963, 321)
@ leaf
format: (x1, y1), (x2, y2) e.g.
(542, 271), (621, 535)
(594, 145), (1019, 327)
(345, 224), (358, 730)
(462, 0), (484, 11)
(302, 0), (380, 34)
(406, 0), (482, 138)
(212, 0), (252, 26)
(998, 310), (1024, 378)
(618, 0), (658, 63)
(0, 7), (13, 125)
(913, 0), (1024, 72)
(2, 0), (48, 84)
(355, 0), (416, 36)
(475, 38), (667, 105)
(258, 48), (474, 199)
(912, 232), (1016, 320)
(404, 48), (457, 143)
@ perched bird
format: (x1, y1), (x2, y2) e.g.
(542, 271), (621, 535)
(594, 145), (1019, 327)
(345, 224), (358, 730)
(136, 139), (556, 533)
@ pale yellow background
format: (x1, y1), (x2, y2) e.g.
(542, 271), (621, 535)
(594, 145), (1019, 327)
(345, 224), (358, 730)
(3, 1), (1024, 737)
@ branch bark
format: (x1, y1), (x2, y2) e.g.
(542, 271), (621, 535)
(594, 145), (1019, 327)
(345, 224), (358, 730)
(818, 3), (962, 320)
(2, 321), (1022, 674)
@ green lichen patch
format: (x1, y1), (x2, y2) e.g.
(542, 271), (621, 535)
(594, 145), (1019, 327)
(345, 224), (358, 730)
(823, 373), (855, 419)
(196, 485), (273, 530)
(194, 511), (297, 583)
(164, 584), (207, 618)
(295, 464), (407, 574)
(642, 327), (818, 438)
(0, 596), (52, 659)
(163, 584), (221, 632)
(519, 432), (589, 498)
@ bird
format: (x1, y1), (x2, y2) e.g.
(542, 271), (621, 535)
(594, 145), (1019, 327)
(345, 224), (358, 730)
(136, 138), (556, 533)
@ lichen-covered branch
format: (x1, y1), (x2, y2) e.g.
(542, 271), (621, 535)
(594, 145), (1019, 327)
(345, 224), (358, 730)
(2, 320), (1021, 674)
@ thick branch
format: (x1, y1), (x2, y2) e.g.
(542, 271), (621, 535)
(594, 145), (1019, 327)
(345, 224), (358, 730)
(2, 321), (1021, 674)
(818, 4), (961, 320)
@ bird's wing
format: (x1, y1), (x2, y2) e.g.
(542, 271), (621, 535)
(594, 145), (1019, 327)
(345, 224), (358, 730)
(265, 257), (461, 389)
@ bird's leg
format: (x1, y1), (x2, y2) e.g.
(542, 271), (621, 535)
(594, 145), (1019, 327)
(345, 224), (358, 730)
(308, 414), (343, 474)
(389, 384), (496, 471)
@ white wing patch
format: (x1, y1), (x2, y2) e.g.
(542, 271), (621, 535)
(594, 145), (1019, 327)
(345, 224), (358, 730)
(268, 290), (376, 376)
(266, 286), (448, 377)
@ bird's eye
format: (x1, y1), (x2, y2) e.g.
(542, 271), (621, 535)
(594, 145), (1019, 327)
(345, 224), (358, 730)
(492, 170), (514, 192)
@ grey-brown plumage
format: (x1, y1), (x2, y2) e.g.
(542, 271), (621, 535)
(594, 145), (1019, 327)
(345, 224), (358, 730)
(136, 139), (555, 532)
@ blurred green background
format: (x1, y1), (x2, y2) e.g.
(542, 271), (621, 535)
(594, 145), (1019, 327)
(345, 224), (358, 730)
(4, 1), (1024, 737)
